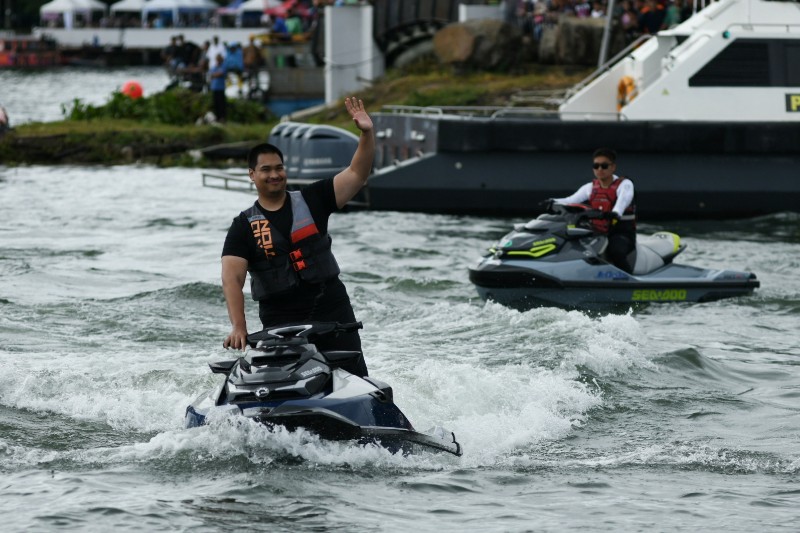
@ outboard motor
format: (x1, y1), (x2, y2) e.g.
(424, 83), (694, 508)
(268, 121), (293, 157)
(296, 125), (359, 181)
(267, 121), (359, 181)
(286, 123), (312, 177)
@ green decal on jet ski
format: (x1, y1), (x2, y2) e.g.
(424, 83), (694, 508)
(507, 243), (558, 258)
(632, 289), (687, 301)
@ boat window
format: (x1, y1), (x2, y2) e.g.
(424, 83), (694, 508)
(689, 39), (799, 87)
(788, 44), (800, 86)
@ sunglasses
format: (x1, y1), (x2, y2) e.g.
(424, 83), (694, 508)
(593, 163), (611, 169)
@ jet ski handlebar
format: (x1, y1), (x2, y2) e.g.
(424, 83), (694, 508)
(552, 202), (603, 217)
(246, 321), (363, 347)
(529, 203), (605, 229)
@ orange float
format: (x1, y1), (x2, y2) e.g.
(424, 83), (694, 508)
(121, 80), (144, 99)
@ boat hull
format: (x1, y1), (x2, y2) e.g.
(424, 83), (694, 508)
(368, 114), (800, 219)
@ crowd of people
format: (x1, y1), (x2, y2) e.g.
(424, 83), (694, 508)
(160, 33), (267, 121)
(509, 0), (696, 43)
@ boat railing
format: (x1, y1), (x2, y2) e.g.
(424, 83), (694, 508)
(200, 171), (369, 208)
(560, 110), (626, 121)
(380, 104), (559, 119)
(202, 171), (325, 193)
(558, 34), (653, 103)
(508, 88), (571, 108)
(202, 171), (254, 193)
(725, 22), (800, 33)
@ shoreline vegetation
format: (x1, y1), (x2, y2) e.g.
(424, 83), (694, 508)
(0, 65), (590, 167)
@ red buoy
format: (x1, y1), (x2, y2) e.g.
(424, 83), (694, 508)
(121, 80), (143, 99)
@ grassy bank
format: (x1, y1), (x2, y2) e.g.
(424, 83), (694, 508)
(0, 65), (590, 167)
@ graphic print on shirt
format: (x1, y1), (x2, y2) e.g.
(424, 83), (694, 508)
(250, 219), (276, 258)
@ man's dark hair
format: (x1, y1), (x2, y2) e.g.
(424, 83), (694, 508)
(248, 143), (284, 169)
(593, 147), (617, 163)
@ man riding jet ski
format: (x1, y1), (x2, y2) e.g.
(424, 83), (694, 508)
(185, 321), (462, 457)
(468, 203), (760, 311)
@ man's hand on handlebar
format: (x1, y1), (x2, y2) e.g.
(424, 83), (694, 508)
(538, 198), (556, 213)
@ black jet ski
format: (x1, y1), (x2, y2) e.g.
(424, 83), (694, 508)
(185, 322), (462, 456)
(469, 203), (760, 311)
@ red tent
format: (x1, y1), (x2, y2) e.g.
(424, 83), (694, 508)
(265, 0), (310, 18)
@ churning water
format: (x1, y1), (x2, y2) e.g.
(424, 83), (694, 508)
(1, 165), (799, 531)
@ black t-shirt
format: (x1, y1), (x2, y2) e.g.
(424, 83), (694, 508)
(222, 178), (352, 325)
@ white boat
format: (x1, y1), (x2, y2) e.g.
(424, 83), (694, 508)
(561, 0), (800, 122)
(365, 0), (800, 218)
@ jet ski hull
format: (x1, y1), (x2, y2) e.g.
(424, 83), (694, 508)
(185, 394), (462, 456)
(470, 258), (760, 311)
(185, 322), (462, 457)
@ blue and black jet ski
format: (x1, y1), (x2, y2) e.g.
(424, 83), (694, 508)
(469, 203), (760, 311)
(185, 322), (462, 456)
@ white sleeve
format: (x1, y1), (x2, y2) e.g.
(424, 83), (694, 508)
(553, 182), (592, 205)
(612, 178), (634, 215)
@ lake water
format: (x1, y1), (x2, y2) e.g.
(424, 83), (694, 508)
(0, 66), (172, 124)
(1, 164), (799, 531)
(1, 68), (800, 531)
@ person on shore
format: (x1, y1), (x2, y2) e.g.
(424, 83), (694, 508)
(162, 35), (179, 74)
(242, 35), (265, 93)
(221, 97), (374, 377)
(209, 53), (227, 123)
(206, 35), (226, 70)
(550, 148), (637, 273)
(0, 104), (10, 135)
(223, 42), (244, 96)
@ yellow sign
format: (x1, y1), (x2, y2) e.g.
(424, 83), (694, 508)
(787, 94), (800, 112)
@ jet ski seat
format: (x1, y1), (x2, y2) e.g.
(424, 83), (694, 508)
(629, 232), (685, 275)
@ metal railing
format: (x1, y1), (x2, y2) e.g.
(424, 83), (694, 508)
(201, 171), (369, 208)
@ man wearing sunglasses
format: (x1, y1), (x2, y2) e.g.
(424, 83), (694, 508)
(550, 148), (637, 273)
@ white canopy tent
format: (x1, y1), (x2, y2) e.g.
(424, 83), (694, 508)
(237, 0), (280, 12)
(110, 0), (151, 26)
(110, 0), (150, 13)
(40, 0), (108, 29)
(40, 0), (108, 14)
(142, 0), (219, 27)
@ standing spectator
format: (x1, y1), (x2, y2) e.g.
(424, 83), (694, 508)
(224, 42), (245, 96)
(620, 0), (640, 43)
(206, 35), (226, 70)
(661, 0), (683, 29)
(285, 9), (304, 34)
(0, 104), (10, 136)
(209, 53), (227, 123)
(243, 35), (265, 93)
(162, 35), (179, 74)
(638, 0), (665, 34)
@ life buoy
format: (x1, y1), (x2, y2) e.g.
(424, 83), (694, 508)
(617, 76), (637, 111)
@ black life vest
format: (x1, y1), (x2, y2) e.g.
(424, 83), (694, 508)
(244, 191), (340, 300)
(589, 176), (636, 234)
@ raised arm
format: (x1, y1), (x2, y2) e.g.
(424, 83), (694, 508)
(221, 255), (249, 350)
(333, 97), (375, 209)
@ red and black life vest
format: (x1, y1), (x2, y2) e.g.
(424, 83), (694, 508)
(244, 191), (340, 300)
(589, 176), (636, 234)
